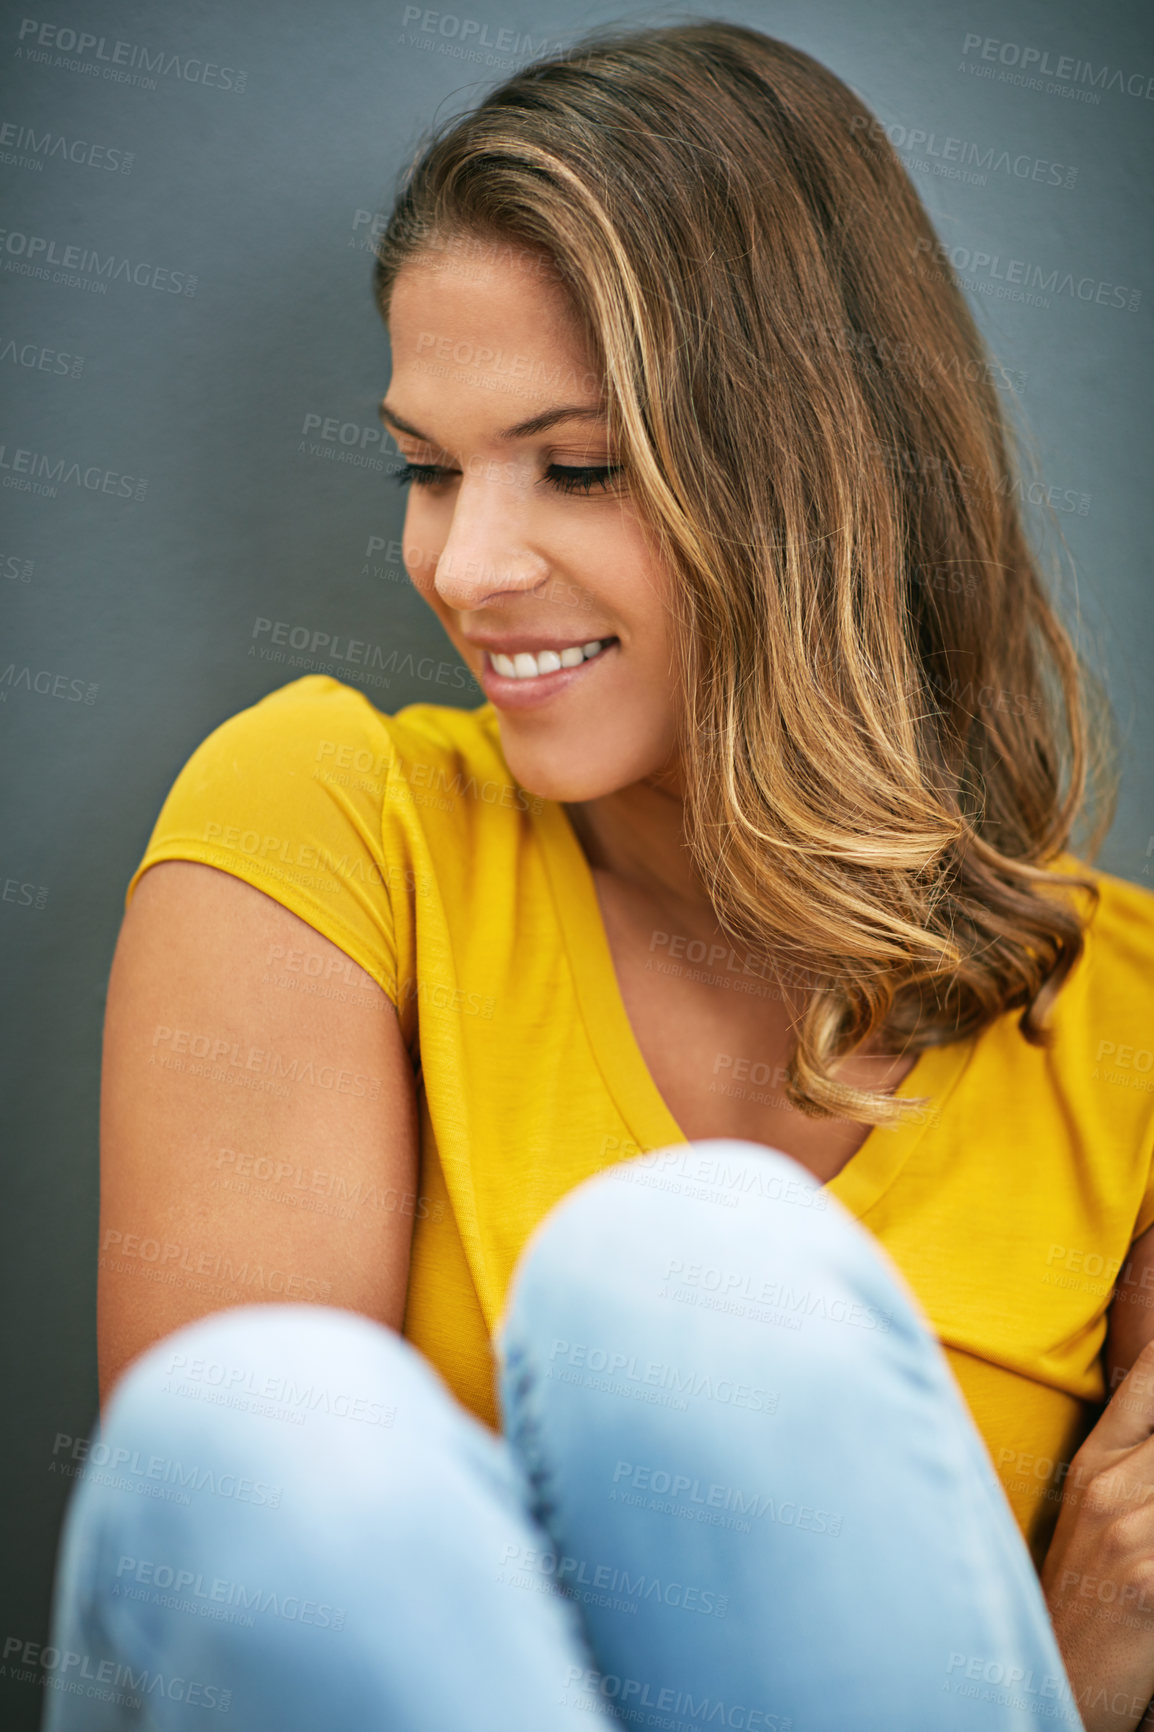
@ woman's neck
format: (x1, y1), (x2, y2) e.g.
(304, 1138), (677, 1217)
(563, 774), (718, 935)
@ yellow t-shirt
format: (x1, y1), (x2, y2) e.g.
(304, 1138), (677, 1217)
(124, 674), (1154, 1571)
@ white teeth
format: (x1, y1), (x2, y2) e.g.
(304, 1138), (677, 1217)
(490, 639), (613, 680)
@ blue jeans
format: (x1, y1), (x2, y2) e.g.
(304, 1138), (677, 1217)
(43, 1142), (1083, 1730)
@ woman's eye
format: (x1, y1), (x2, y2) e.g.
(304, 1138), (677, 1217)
(543, 463), (624, 495)
(391, 460), (453, 488)
(391, 459), (624, 494)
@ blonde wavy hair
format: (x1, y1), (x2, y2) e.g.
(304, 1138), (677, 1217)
(372, 19), (1118, 1126)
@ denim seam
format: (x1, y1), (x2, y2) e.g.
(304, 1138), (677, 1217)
(501, 1338), (562, 1538)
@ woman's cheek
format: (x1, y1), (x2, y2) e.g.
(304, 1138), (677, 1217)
(402, 503), (442, 594)
(402, 548), (437, 596)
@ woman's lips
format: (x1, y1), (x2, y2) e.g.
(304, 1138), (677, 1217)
(478, 638), (620, 710)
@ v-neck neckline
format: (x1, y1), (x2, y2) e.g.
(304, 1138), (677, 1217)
(528, 787), (976, 1221)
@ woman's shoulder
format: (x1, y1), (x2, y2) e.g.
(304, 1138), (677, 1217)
(143, 674), (517, 806)
(252, 675), (525, 784)
(123, 676), (526, 1000)
(278, 672), (502, 749)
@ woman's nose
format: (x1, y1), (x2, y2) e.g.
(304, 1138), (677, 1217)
(432, 475), (550, 608)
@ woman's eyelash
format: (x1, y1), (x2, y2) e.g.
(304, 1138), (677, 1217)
(544, 463), (624, 496)
(390, 462), (446, 489)
(391, 461), (623, 496)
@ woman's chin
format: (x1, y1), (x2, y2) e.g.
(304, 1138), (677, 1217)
(491, 701), (681, 808)
(506, 758), (625, 806)
(494, 735), (633, 807)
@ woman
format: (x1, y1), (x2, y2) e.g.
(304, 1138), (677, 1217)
(45, 20), (1154, 1731)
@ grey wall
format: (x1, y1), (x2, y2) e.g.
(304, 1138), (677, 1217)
(1, 0), (1149, 1718)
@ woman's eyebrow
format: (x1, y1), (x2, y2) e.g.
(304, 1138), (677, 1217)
(378, 400), (606, 442)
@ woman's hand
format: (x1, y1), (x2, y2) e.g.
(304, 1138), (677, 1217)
(1041, 1336), (1154, 1731)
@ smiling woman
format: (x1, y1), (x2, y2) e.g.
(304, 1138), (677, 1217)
(379, 256), (683, 793)
(44, 17), (1154, 1732)
(377, 382), (631, 705)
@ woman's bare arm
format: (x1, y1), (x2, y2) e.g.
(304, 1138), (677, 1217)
(97, 859), (419, 1409)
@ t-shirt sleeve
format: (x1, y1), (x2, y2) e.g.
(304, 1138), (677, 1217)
(124, 675), (402, 1002)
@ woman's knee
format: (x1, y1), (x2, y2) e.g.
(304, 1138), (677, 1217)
(51, 1309), (515, 1732)
(99, 1302), (479, 1507)
(73, 1304), (508, 1599)
(498, 1138), (927, 1373)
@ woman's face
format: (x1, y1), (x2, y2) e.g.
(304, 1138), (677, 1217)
(383, 240), (681, 803)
